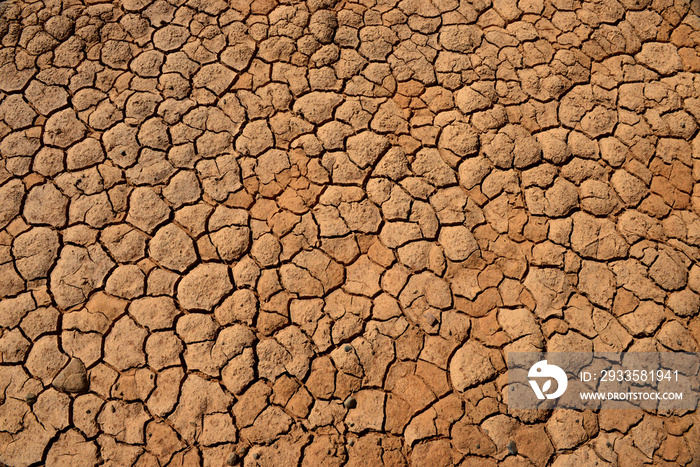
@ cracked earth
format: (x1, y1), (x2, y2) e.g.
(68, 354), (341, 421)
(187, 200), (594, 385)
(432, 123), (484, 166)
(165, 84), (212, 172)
(1, 0), (700, 465)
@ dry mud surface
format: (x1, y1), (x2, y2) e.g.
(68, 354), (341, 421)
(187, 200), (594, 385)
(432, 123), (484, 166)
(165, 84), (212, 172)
(1, 0), (700, 465)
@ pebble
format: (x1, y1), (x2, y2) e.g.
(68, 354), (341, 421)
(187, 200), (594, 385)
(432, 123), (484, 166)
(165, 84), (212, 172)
(52, 358), (89, 393)
(25, 392), (37, 405)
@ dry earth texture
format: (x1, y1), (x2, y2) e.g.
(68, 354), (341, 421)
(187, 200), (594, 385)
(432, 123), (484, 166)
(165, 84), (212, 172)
(1, 0), (700, 465)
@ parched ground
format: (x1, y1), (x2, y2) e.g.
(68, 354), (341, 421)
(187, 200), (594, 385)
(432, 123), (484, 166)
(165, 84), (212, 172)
(1, 0), (700, 465)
